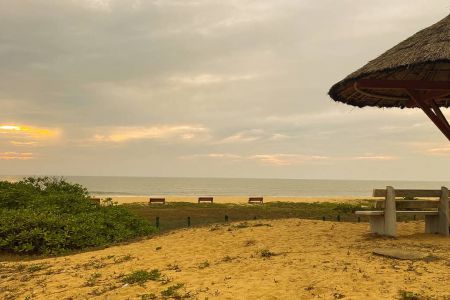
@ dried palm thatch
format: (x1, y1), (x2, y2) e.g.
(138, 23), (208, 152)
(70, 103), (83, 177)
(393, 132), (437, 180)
(329, 13), (450, 108)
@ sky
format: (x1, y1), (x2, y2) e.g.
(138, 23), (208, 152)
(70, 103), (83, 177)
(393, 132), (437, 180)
(1, 0), (450, 181)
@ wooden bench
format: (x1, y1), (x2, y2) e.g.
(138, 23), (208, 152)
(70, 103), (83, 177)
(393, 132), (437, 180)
(91, 197), (101, 204)
(248, 197), (263, 204)
(149, 198), (166, 204)
(355, 186), (449, 237)
(198, 197), (213, 203)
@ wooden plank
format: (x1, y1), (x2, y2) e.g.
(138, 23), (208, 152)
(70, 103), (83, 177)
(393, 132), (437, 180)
(248, 197), (263, 204)
(374, 200), (439, 209)
(149, 198), (165, 204)
(355, 210), (438, 215)
(408, 89), (450, 141)
(396, 211), (438, 215)
(198, 197), (213, 203)
(373, 189), (443, 198)
(355, 211), (384, 216)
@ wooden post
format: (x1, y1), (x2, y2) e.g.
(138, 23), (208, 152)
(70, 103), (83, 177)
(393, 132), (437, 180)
(224, 215), (229, 222)
(187, 216), (191, 227)
(156, 217), (160, 228)
(384, 186), (397, 237)
(439, 187), (449, 236)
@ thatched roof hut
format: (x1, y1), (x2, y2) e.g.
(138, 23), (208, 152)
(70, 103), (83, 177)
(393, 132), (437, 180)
(329, 13), (450, 108)
(328, 13), (450, 140)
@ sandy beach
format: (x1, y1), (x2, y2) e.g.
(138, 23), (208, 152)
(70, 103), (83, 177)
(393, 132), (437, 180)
(1, 219), (448, 299)
(105, 196), (370, 205)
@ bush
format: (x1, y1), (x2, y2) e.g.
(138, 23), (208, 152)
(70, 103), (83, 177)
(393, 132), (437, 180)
(0, 177), (156, 254)
(121, 269), (161, 285)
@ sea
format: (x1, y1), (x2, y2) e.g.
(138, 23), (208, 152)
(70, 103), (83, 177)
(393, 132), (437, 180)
(0, 176), (449, 197)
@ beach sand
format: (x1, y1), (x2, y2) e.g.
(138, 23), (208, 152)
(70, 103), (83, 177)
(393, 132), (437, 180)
(107, 196), (370, 205)
(1, 219), (448, 299)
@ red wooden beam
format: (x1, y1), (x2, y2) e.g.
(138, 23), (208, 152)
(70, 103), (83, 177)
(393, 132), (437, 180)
(357, 79), (450, 91)
(406, 89), (450, 141)
(354, 79), (450, 141)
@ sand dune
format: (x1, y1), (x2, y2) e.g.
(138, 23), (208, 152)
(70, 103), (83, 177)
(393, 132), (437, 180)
(1, 219), (449, 299)
(106, 196), (369, 205)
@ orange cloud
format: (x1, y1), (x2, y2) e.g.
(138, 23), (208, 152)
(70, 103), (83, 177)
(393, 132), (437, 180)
(0, 124), (60, 140)
(0, 152), (34, 160)
(94, 125), (208, 143)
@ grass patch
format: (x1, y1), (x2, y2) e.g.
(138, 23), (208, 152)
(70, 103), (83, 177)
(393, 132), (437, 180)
(122, 269), (161, 285)
(398, 290), (421, 300)
(84, 273), (101, 287)
(140, 293), (158, 300)
(161, 283), (187, 298)
(198, 260), (210, 269)
(259, 249), (277, 258)
(123, 201), (379, 233)
(114, 254), (134, 264)
(27, 264), (48, 273)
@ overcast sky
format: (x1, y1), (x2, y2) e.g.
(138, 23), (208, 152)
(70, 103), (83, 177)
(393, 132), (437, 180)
(1, 0), (450, 180)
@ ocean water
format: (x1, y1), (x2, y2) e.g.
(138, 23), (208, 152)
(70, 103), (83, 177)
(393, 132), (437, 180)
(0, 176), (449, 197)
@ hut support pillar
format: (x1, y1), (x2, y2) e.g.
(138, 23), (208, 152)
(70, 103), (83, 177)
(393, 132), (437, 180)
(355, 80), (450, 141)
(406, 89), (450, 141)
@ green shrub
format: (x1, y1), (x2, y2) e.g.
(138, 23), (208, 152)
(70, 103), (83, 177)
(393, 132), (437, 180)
(0, 177), (156, 254)
(122, 269), (161, 284)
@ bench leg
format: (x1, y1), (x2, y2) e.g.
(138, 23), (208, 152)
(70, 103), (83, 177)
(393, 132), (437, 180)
(439, 187), (449, 236)
(384, 186), (397, 237)
(425, 215), (439, 234)
(369, 215), (385, 235)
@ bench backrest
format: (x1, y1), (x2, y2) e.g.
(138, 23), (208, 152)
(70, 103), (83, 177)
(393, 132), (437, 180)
(149, 198), (165, 204)
(372, 187), (448, 210)
(249, 197), (263, 203)
(198, 197), (213, 203)
(373, 189), (444, 198)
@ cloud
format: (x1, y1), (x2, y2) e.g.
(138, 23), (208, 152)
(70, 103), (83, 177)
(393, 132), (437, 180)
(10, 141), (38, 146)
(0, 124), (60, 141)
(0, 152), (34, 160)
(93, 125), (209, 143)
(168, 73), (259, 87)
(352, 155), (397, 161)
(424, 145), (450, 156)
(249, 154), (329, 166)
(218, 129), (289, 144)
(181, 152), (329, 166)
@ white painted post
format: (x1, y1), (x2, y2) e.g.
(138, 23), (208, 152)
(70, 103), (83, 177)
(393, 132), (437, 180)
(438, 186), (449, 236)
(384, 186), (397, 237)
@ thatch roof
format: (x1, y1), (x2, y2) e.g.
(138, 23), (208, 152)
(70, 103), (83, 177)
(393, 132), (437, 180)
(329, 13), (450, 108)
